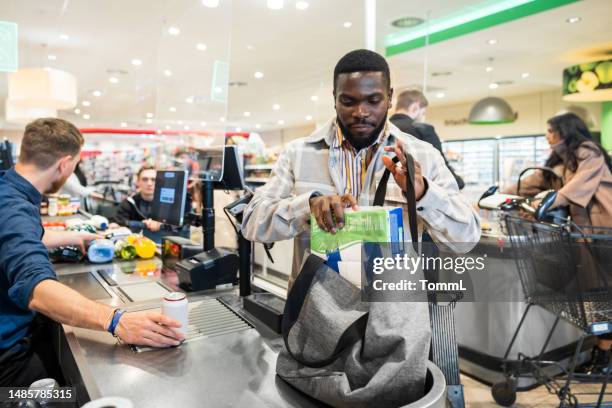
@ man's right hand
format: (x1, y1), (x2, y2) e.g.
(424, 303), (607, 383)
(309, 193), (358, 234)
(114, 310), (185, 347)
(143, 218), (162, 232)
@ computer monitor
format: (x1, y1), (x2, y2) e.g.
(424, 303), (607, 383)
(194, 146), (245, 190)
(151, 170), (188, 226)
(0, 140), (15, 171)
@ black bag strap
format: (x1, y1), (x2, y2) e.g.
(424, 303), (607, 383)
(281, 254), (369, 368)
(374, 151), (419, 246)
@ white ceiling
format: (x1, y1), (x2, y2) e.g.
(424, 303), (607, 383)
(0, 0), (610, 133)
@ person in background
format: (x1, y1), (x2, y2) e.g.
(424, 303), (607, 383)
(58, 160), (104, 211)
(390, 89), (464, 190)
(0, 118), (184, 387)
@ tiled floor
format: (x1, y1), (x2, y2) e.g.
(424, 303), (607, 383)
(463, 374), (610, 407)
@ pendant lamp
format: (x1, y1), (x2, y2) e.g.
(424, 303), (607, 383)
(8, 68), (77, 110)
(468, 96), (517, 125)
(5, 99), (57, 124)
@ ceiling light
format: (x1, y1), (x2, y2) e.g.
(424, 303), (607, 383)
(305, 115), (313, 121)
(92, 90), (102, 97)
(47, 54), (57, 61)
(184, 125), (190, 130)
(296, 1), (309, 10)
(235, 127), (242, 132)
(272, 103), (280, 110)
(196, 43), (207, 51)
(489, 82), (499, 89)
(168, 27), (180, 36)
(82, 100), (91, 107)
(165, 125), (171, 130)
(131, 58), (142, 66)
(246, 44), (254, 50)
(468, 96), (517, 124)
(109, 76), (119, 84)
(83, 114), (90, 120)
(185, 97), (194, 103)
(178, 120), (184, 125)
(521, 72), (530, 79)
(391, 16), (424, 28)
(485, 66), (493, 72)
(146, 112), (154, 118)
(343, 21), (352, 28)
(267, 0), (283, 10)
(59, 34), (69, 40)
(310, 95), (318, 102)
(566, 16), (581, 24)
(202, 0), (220, 7)
(278, 119), (285, 125)
(243, 111), (251, 117)
(255, 124), (261, 129)
(200, 121), (206, 127)
(254, 71), (264, 79)
(169, 106), (177, 112)
(215, 86), (223, 93)
(219, 117), (226, 122)
(146, 118), (153, 124)
(74, 108), (81, 114)
(436, 92), (445, 98)
(163, 69), (172, 77)
(121, 122), (127, 127)
(487, 39), (498, 45)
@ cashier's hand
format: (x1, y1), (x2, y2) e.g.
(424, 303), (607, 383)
(382, 141), (427, 200)
(115, 311), (185, 347)
(143, 218), (162, 232)
(65, 231), (103, 253)
(309, 194), (358, 234)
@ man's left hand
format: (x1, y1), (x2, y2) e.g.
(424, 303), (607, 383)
(382, 141), (427, 200)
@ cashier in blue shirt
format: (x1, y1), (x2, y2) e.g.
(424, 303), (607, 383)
(0, 118), (185, 387)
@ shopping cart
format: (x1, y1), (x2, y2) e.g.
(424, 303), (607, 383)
(492, 213), (612, 407)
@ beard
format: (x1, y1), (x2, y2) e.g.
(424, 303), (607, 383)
(338, 112), (387, 151)
(46, 173), (71, 195)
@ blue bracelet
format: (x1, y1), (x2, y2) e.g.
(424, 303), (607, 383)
(107, 309), (125, 336)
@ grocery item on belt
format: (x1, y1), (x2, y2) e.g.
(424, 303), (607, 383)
(87, 239), (115, 263)
(114, 235), (156, 260)
(114, 240), (137, 260)
(88, 215), (109, 231)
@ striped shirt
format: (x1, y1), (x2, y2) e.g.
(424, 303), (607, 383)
(331, 122), (384, 199)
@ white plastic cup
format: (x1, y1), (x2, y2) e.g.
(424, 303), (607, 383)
(48, 197), (58, 216)
(161, 292), (189, 338)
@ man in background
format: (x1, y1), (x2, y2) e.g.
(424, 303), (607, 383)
(390, 89), (464, 190)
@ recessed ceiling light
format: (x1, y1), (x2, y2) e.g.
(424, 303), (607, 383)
(489, 83), (499, 89)
(165, 125), (171, 130)
(83, 114), (90, 120)
(296, 1), (309, 10)
(521, 72), (530, 79)
(487, 39), (498, 45)
(169, 106), (177, 112)
(146, 118), (153, 124)
(436, 92), (445, 98)
(255, 124), (261, 129)
(566, 16), (581, 24)
(310, 95), (318, 102)
(82, 100), (91, 107)
(168, 26), (181, 36)
(485, 66), (493, 72)
(131, 58), (142, 66)
(267, 0), (283, 10)
(92, 90), (102, 97)
(163, 69), (173, 77)
(59, 34), (69, 40)
(272, 104), (280, 110)
(184, 125), (190, 130)
(146, 112), (154, 118)
(200, 121), (206, 127)
(121, 122), (127, 127)
(74, 108), (81, 114)
(47, 54), (57, 61)
(246, 44), (254, 50)
(185, 97), (194, 103)
(278, 119), (285, 125)
(178, 120), (184, 125)
(201, 0), (220, 7)
(254, 71), (264, 79)
(343, 22), (352, 28)
(219, 117), (226, 122)
(215, 86), (223, 93)
(305, 115), (313, 121)
(109, 76), (119, 84)
(196, 43), (207, 51)
(235, 127), (242, 132)
(243, 111), (251, 117)
(391, 16), (424, 28)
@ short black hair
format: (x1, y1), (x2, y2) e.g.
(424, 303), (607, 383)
(333, 49), (391, 92)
